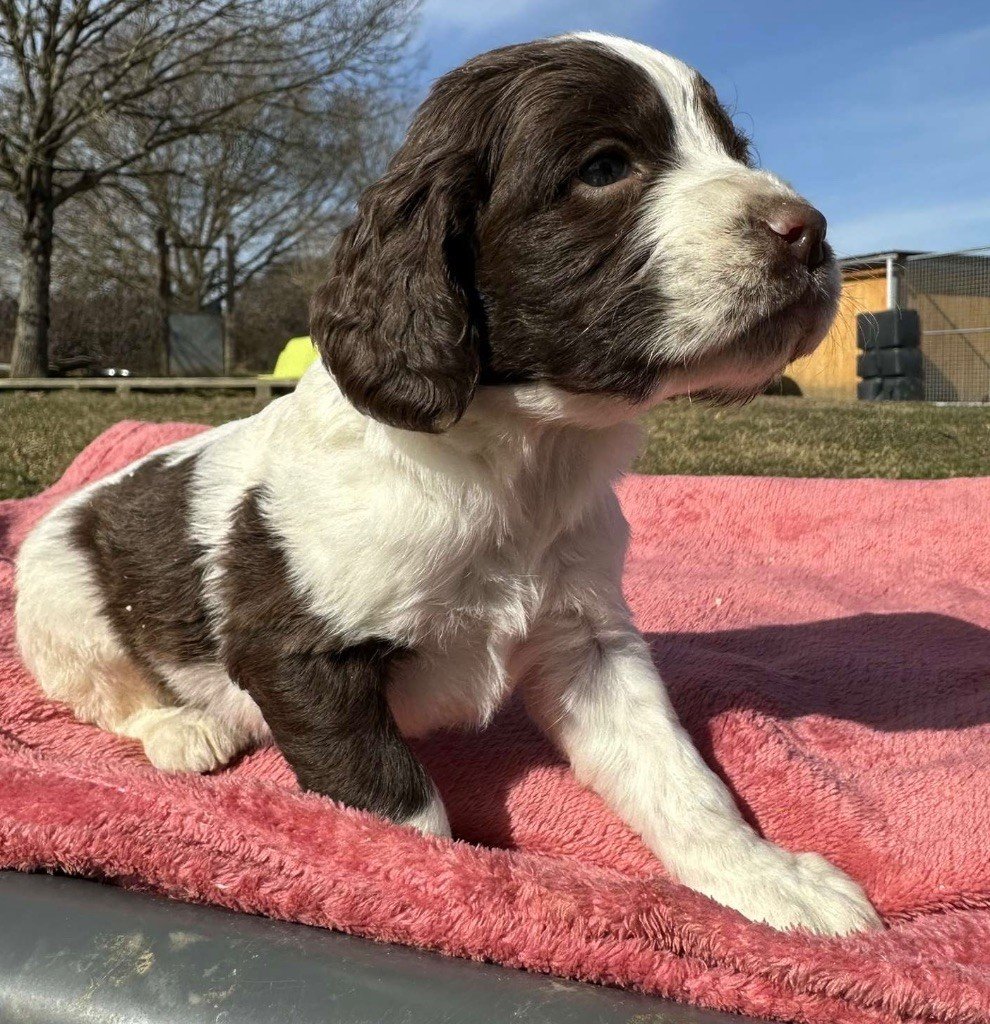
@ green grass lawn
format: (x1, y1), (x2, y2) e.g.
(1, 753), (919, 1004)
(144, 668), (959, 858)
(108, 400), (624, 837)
(637, 398), (989, 479)
(1, 390), (987, 501)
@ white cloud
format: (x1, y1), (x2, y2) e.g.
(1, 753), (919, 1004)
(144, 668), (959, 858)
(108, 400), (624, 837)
(420, 0), (537, 32)
(742, 19), (990, 257)
(420, 0), (662, 39)
(884, 21), (990, 70)
(830, 198), (990, 258)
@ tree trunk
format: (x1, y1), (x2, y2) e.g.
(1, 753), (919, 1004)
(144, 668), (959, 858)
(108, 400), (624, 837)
(10, 171), (56, 378)
(224, 233), (236, 374)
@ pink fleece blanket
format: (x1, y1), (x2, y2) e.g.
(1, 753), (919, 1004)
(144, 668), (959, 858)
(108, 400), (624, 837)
(1, 421), (989, 1024)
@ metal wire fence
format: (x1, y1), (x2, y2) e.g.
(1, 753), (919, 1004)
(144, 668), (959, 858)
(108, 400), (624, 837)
(901, 247), (990, 403)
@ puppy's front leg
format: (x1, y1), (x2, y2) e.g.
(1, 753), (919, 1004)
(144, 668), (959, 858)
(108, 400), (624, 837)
(523, 612), (881, 935)
(224, 635), (450, 838)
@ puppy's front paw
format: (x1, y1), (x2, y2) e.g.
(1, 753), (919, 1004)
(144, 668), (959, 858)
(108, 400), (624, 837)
(696, 843), (882, 937)
(119, 707), (239, 773)
(399, 787), (452, 839)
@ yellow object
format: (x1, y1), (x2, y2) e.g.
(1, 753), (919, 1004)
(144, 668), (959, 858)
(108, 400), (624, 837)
(258, 336), (319, 380)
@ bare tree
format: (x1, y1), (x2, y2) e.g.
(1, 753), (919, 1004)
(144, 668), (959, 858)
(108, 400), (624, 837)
(229, 255), (325, 371)
(0, 193), (19, 363)
(0, 0), (418, 376)
(57, 73), (401, 311)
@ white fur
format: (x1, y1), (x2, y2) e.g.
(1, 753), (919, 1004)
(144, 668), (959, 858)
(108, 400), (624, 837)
(118, 706), (243, 773)
(15, 36), (875, 935)
(402, 785), (453, 839)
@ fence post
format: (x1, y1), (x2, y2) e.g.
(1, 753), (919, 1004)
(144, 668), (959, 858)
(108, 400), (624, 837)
(156, 226), (171, 376)
(224, 234), (236, 375)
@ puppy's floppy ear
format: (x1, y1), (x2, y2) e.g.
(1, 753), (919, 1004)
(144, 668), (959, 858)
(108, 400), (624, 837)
(310, 142), (482, 434)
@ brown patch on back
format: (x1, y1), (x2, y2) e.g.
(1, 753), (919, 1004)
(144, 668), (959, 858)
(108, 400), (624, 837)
(72, 453), (215, 673)
(215, 486), (331, 659)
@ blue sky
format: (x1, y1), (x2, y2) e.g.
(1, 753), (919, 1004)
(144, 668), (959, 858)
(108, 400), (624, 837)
(415, 1), (989, 257)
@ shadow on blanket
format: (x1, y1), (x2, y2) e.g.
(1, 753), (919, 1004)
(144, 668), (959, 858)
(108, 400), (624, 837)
(427, 612), (990, 862)
(652, 612), (990, 733)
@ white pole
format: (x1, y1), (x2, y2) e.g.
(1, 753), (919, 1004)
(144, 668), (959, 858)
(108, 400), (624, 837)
(885, 254), (898, 309)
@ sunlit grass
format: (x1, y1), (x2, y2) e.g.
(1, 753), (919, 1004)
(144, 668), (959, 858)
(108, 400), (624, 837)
(1, 391), (987, 501)
(636, 397), (989, 479)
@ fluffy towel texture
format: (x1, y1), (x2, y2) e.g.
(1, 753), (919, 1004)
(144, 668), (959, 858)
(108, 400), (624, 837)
(1, 421), (989, 1024)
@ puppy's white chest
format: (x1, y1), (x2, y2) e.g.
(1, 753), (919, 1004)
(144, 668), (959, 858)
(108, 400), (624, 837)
(387, 560), (552, 739)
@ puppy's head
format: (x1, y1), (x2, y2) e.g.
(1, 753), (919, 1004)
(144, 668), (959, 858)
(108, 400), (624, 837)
(311, 34), (839, 432)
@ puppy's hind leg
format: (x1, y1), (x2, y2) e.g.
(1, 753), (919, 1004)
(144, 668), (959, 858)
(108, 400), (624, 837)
(15, 513), (166, 732)
(16, 512), (254, 774)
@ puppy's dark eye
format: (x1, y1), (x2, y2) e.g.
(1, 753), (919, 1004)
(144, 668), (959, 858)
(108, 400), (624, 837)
(578, 151), (631, 188)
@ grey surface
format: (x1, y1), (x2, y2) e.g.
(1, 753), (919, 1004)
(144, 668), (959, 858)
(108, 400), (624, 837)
(0, 871), (747, 1024)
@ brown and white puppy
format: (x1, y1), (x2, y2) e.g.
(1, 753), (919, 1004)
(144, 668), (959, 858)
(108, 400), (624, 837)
(15, 34), (880, 936)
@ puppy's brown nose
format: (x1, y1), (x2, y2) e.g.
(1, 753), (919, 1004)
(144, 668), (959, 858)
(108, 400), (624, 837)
(763, 202), (827, 270)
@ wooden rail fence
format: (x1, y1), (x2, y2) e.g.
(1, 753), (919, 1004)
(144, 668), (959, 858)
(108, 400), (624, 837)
(0, 377), (298, 401)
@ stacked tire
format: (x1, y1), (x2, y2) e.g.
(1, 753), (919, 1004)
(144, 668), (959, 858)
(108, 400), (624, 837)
(856, 309), (924, 401)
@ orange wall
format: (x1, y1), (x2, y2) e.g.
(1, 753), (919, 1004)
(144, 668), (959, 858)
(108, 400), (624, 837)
(788, 270), (888, 400)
